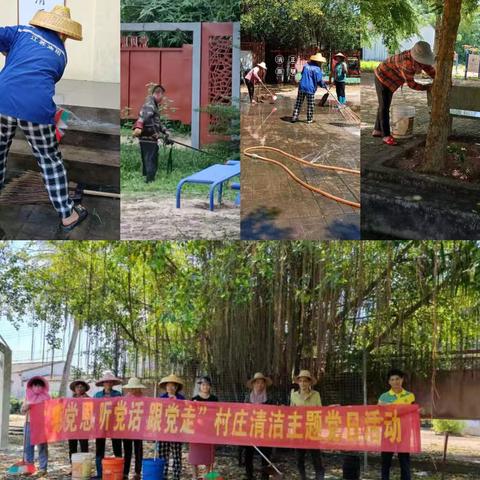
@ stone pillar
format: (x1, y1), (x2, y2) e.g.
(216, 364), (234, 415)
(0, 338), (12, 449)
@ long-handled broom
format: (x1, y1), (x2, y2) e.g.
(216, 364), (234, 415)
(6, 423), (36, 477)
(325, 87), (360, 124)
(259, 81), (278, 101)
(253, 445), (283, 479)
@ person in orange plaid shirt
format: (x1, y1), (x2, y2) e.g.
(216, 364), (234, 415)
(373, 41), (436, 146)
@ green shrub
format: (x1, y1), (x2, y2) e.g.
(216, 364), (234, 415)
(361, 60), (381, 72)
(10, 397), (22, 414)
(432, 419), (466, 436)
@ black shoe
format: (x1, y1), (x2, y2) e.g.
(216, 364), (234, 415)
(60, 204), (88, 233)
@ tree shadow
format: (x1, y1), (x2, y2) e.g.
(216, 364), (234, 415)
(241, 207), (294, 239)
(325, 217), (360, 240)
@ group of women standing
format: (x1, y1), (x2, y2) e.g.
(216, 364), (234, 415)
(21, 369), (325, 480)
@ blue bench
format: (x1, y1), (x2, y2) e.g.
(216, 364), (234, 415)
(231, 182), (240, 206)
(176, 161), (241, 211)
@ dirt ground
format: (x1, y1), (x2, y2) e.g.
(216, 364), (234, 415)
(389, 141), (480, 183)
(120, 194), (240, 240)
(3, 417), (479, 479)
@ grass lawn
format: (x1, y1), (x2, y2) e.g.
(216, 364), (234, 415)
(121, 140), (238, 201)
(361, 60), (380, 72)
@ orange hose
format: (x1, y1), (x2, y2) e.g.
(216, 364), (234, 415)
(243, 146), (361, 209)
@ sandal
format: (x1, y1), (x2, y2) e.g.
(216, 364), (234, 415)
(383, 135), (398, 146)
(60, 204), (88, 232)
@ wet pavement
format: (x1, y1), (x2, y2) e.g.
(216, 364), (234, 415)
(240, 85), (360, 240)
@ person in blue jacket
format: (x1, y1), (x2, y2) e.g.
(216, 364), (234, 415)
(0, 5), (88, 232)
(292, 53), (328, 124)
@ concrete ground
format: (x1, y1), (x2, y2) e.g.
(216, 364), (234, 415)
(361, 73), (480, 166)
(0, 169), (120, 240)
(121, 193), (240, 240)
(241, 83), (360, 240)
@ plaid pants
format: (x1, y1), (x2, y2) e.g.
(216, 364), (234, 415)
(292, 91), (315, 121)
(158, 441), (182, 480)
(0, 114), (74, 218)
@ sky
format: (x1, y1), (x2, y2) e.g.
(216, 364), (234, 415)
(0, 316), (88, 369)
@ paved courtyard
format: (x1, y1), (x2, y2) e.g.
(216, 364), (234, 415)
(241, 84), (360, 240)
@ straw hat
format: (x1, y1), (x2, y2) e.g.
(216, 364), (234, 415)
(411, 41), (435, 66)
(69, 380), (90, 392)
(30, 5), (83, 41)
(159, 374), (184, 390)
(123, 377), (148, 391)
(334, 52), (346, 58)
(246, 372), (273, 389)
(310, 53), (327, 63)
(95, 371), (123, 387)
(294, 370), (317, 385)
(257, 62), (267, 70)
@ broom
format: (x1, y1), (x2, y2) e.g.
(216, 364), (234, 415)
(0, 171), (118, 205)
(6, 422), (36, 477)
(259, 81), (278, 101)
(0, 171), (76, 205)
(253, 446), (283, 479)
(325, 88), (360, 124)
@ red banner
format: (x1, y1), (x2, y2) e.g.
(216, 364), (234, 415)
(30, 399), (421, 453)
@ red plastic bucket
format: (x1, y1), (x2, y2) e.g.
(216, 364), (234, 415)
(102, 457), (124, 480)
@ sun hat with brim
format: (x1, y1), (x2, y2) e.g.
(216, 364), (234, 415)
(123, 377), (148, 391)
(30, 5), (83, 41)
(294, 370), (317, 385)
(159, 374), (184, 390)
(246, 372), (273, 389)
(334, 52), (346, 58)
(95, 371), (123, 387)
(257, 62), (267, 70)
(411, 41), (435, 66)
(69, 380), (90, 392)
(310, 53), (327, 63)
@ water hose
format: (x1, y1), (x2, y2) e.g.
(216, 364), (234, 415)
(243, 146), (360, 209)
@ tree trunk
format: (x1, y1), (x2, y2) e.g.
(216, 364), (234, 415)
(59, 317), (81, 397)
(422, 0), (462, 172)
(433, 13), (443, 57)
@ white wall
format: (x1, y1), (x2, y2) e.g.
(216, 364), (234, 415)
(11, 362), (65, 399)
(464, 420), (480, 436)
(363, 25), (435, 61)
(0, 0), (119, 83)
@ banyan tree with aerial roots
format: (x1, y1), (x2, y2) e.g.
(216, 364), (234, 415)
(0, 240), (479, 415)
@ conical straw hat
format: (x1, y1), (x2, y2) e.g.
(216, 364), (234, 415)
(310, 53), (326, 63)
(95, 371), (123, 387)
(123, 377), (148, 390)
(159, 374), (184, 390)
(30, 5), (83, 41)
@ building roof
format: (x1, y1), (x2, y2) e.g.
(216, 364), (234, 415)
(12, 361), (65, 374)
